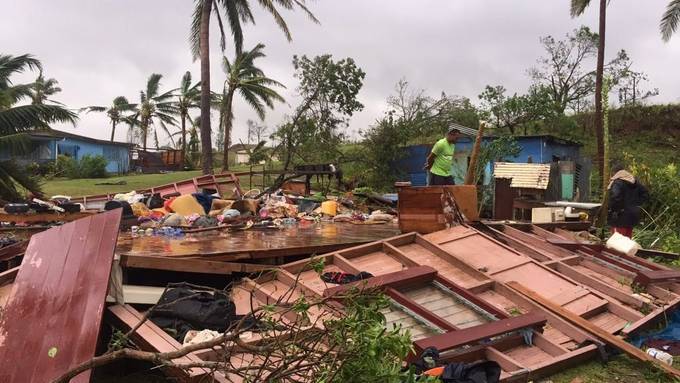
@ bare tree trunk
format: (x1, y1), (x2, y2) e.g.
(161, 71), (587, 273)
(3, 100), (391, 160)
(199, 0), (213, 175)
(595, 0), (607, 192)
(181, 113), (187, 156)
(222, 89), (235, 171)
(142, 122), (147, 151)
(465, 122), (485, 185)
(110, 120), (116, 142)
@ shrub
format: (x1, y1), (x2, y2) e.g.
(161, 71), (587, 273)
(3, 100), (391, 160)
(79, 155), (108, 178)
(59, 154), (109, 179)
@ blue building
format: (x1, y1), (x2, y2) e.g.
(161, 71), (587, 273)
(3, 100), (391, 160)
(402, 133), (583, 186)
(0, 130), (133, 174)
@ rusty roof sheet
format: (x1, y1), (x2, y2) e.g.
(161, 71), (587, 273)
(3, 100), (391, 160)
(493, 162), (551, 190)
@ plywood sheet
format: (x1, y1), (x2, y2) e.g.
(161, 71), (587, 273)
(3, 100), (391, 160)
(0, 209), (121, 383)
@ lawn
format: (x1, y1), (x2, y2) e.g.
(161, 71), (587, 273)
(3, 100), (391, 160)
(40, 164), (270, 197)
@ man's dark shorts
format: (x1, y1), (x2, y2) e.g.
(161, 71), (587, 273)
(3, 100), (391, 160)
(429, 172), (455, 185)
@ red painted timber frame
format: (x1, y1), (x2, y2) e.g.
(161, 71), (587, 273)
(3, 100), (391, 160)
(0, 209), (122, 383)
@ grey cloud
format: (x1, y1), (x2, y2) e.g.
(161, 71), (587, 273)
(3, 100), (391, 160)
(1, 0), (677, 145)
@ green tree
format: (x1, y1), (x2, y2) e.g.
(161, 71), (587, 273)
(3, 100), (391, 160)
(189, 0), (317, 175)
(273, 54), (365, 171)
(0, 54), (77, 199)
(29, 73), (62, 105)
(132, 74), (179, 151)
(478, 85), (554, 135)
(216, 44), (284, 171)
(661, 1), (680, 41)
(175, 71), (200, 155)
(82, 96), (137, 142)
(386, 79), (480, 139)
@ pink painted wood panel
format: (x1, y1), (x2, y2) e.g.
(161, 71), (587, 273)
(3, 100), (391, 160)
(0, 209), (122, 383)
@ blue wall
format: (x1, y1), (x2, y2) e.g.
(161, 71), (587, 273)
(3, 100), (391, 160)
(55, 138), (130, 173)
(401, 136), (581, 186)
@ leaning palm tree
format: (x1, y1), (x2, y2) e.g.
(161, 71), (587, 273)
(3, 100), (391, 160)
(571, 0), (608, 192)
(216, 44), (284, 171)
(175, 71), (200, 155)
(132, 74), (179, 151)
(0, 54), (77, 200)
(661, 1), (680, 41)
(190, 0), (318, 175)
(81, 96), (137, 142)
(29, 73), (63, 105)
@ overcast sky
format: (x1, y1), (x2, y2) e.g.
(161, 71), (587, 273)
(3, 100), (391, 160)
(2, 1), (679, 146)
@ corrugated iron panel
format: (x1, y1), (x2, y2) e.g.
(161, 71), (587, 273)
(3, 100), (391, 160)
(493, 162), (551, 190)
(0, 209), (122, 383)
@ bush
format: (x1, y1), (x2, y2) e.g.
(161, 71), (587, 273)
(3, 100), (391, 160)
(59, 154), (109, 179)
(626, 156), (680, 253)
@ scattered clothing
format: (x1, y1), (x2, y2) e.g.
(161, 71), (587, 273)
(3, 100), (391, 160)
(150, 284), (240, 342)
(192, 215), (219, 228)
(410, 347), (501, 383)
(169, 194), (206, 216)
(192, 192), (217, 215)
(644, 339), (680, 356)
(182, 329), (221, 347)
(320, 271), (373, 284)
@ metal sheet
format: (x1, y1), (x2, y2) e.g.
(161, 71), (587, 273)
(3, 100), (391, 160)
(494, 162), (551, 190)
(0, 209), (122, 383)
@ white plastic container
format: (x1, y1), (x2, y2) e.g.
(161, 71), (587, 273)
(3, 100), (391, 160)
(647, 348), (673, 366)
(605, 232), (641, 256)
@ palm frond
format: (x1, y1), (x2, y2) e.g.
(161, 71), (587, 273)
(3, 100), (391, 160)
(0, 133), (31, 155)
(0, 104), (78, 134)
(256, 0), (292, 42)
(221, 0), (247, 53)
(158, 119), (177, 148)
(181, 71), (192, 94)
(0, 160), (42, 201)
(239, 87), (267, 120)
(0, 54), (42, 83)
(291, 0), (320, 24)
(190, 0), (205, 60)
(80, 105), (107, 113)
(146, 73), (163, 98)
(661, 0), (680, 41)
(570, 0), (591, 17)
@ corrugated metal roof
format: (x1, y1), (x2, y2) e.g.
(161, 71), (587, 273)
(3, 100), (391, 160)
(450, 123), (484, 138)
(493, 162), (551, 190)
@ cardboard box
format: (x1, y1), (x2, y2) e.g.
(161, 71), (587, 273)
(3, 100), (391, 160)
(531, 207), (554, 223)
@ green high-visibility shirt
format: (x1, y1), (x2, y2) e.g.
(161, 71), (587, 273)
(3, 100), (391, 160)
(430, 138), (455, 177)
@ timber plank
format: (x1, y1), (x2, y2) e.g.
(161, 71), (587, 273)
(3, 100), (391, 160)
(0, 209), (121, 383)
(121, 254), (271, 274)
(507, 281), (680, 380)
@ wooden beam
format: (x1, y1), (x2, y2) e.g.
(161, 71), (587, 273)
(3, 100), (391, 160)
(413, 312), (547, 354)
(0, 266), (19, 286)
(635, 269), (680, 286)
(323, 266), (437, 297)
(506, 281), (680, 379)
(120, 254), (271, 274)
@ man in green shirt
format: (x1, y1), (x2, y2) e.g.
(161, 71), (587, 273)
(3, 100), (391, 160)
(425, 128), (461, 185)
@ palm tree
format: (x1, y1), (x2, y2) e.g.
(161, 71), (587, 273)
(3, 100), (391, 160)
(81, 96), (137, 142)
(661, 1), (680, 41)
(133, 74), (179, 151)
(0, 54), (77, 200)
(571, 0), (607, 192)
(216, 44), (284, 171)
(175, 71), (200, 156)
(189, 0), (317, 175)
(29, 73), (62, 105)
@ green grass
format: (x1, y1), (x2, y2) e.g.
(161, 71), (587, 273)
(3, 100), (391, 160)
(550, 355), (676, 383)
(40, 164), (268, 197)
